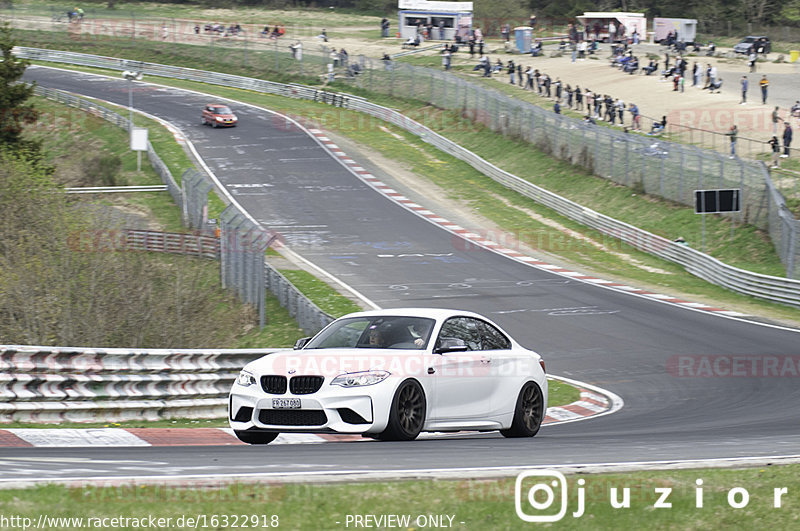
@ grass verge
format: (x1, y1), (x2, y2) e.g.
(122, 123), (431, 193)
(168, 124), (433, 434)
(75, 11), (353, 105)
(0, 464), (796, 527)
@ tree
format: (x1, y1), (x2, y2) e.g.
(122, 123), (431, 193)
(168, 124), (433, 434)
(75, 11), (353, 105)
(0, 23), (49, 169)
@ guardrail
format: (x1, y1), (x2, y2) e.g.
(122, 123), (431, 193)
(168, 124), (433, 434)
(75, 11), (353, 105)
(0, 346), (277, 422)
(124, 229), (220, 259)
(18, 47), (800, 306)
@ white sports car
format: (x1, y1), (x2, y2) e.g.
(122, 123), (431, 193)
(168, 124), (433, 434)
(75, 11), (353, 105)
(229, 308), (547, 444)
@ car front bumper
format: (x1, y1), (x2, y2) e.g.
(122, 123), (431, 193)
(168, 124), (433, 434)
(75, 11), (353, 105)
(229, 381), (393, 434)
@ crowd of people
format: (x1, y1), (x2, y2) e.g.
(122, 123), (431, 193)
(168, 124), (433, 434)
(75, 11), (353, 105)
(196, 23), (243, 37)
(466, 54), (646, 131)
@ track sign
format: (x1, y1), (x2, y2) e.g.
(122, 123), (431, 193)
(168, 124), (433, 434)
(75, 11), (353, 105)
(130, 127), (148, 151)
(694, 189), (741, 214)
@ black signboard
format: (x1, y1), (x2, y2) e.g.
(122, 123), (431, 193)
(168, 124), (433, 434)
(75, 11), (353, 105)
(694, 189), (741, 214)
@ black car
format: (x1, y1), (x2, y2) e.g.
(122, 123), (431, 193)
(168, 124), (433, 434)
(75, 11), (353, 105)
(733, 36), (771, 54)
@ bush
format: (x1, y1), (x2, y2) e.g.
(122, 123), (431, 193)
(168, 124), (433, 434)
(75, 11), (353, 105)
(83, 154), (124, 186)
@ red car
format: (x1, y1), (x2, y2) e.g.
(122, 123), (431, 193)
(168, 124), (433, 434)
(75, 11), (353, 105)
(202, 104), (238, 127)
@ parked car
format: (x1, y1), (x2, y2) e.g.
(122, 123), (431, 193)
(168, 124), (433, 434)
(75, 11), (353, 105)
(733, 36), (771, 54)
(201, 103), (237, 127)
(229, 308), (548, 444)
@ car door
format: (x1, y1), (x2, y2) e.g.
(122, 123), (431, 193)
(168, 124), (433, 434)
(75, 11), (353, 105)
(429, 317), (497, 421)
(474, 319), (521, 417)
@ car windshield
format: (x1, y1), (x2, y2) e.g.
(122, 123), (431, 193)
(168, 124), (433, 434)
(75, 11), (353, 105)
(214, 106), (233, 114)
(741, 37), (756, 43)
(304, 316), (435, 350)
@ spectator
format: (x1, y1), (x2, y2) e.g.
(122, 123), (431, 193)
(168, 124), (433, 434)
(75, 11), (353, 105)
(381, 17), (390, 38)
(772, 106), (781, 134)
(768, 136), (781, 168)
(438, 20), (445, 40)
(673, 236), (689, 246)
(578, 40), (587, 59)
(650, 115), (667, 134)
(575, 86), (583, 110)
(289, 41), (302, 60)
(760, 75), (769, 104)
(501, 23), (511, 42)
(507, 60), (516, 84)
(727, 124), (738, 158)
(740, 75), (748, 104)
(554, 101), (561, 114)
(792, 101), (800, 118)
(318, 28), (328, 42)
(442, 49), (451, 70)
(517, 64), (524, 87)
(748, 51), (757, 72)
(531, 39), (542, 57)
(629, 103), (640, 130)
(783, 122), (793, 158)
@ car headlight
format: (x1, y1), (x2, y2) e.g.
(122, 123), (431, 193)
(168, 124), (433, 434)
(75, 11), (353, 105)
(215, 116), (224, 121)
(236, 370), (256, 387)
(331, 370), (390, 387)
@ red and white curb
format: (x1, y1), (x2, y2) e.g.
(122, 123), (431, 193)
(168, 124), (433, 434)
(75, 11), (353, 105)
(306, 129), (747, 319)
(0, 383), (617, 447)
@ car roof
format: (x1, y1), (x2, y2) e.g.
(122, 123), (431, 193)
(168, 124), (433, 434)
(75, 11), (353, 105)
(338, 307), (489, 322)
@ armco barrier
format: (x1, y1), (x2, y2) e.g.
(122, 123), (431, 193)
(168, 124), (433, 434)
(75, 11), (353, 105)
(0, 346), (280, 422)
(16, 47), (800, 306)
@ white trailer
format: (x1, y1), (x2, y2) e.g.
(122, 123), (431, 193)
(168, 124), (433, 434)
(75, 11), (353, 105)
(653, 17), (697, 44)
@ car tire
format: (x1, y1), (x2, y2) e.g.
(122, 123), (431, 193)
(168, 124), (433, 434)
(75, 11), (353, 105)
(212, 121), (218, 128)
(234, 429), (279, 445)
(501, 382), (544, 438)
(379, 379), (426, 441)
(201, 118), (206, 126)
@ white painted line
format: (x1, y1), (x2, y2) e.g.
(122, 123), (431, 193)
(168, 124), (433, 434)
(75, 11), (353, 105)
(10, 428), (150, 447)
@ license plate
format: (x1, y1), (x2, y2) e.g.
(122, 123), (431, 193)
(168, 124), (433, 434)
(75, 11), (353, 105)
(272, 398), (301, 409)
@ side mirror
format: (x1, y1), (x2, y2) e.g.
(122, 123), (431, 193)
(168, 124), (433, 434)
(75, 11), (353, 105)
(434, 337), (469, 354)
(294, 337), (311, 350)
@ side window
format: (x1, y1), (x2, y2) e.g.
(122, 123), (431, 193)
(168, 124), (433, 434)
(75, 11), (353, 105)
(436, 317), (480, 351)
(478, 320), (511, 350)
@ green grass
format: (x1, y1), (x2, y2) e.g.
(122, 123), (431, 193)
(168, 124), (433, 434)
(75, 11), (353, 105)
(0, 464), (797, 528)
(548, 379), (580, 406)
(279, 270), (364, 318)
(3, 1), (382, 27)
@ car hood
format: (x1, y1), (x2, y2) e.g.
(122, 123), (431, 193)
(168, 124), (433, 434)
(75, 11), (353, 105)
(244, 348), (427, 379)
(213, 113), (237, 119)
